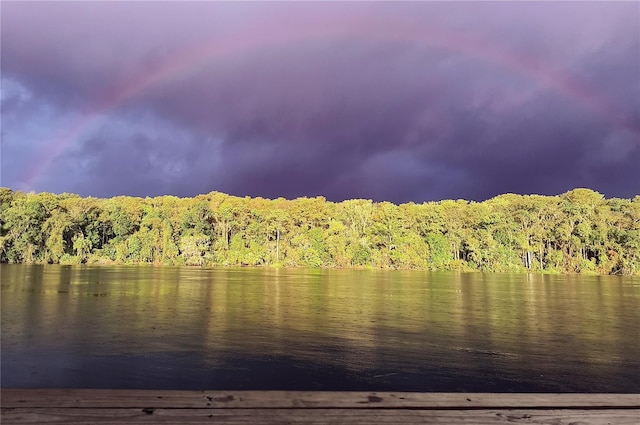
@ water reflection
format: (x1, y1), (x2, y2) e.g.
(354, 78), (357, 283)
(1, 265), (639, 391)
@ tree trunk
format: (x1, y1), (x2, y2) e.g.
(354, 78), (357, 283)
(539, 248), (543, 269)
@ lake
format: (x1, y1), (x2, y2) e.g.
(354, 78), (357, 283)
(1, 265), (639, 392)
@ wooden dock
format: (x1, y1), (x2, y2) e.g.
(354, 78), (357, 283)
(2, 390), (639, 424)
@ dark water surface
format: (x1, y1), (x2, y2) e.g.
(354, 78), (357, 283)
(2, 265), (639, 392)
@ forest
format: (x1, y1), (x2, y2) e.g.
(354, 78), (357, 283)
(0, 187), (638, 275)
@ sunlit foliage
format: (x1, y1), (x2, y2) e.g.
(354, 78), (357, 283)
(0, 187), (638, 274)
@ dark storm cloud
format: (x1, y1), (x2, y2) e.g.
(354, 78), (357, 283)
(2, 1), (638, 202)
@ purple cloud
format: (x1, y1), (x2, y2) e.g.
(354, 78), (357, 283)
(2, 1), (638, 202)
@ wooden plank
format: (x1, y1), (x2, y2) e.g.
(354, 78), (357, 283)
(2, 389), (639, 409)
(2, 408), (640, 424)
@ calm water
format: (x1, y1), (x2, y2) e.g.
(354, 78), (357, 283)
(1, 265), (639, 392)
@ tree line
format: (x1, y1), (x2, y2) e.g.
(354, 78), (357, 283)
(0, 187), (638, 275)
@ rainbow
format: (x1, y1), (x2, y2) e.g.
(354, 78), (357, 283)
(23, 18), (639, 190)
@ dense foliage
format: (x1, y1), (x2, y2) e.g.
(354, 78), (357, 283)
(0, 187), (638, 274)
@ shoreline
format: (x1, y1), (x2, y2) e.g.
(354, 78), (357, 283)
(2, 262), (636, 277)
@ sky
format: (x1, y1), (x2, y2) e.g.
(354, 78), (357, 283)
(1, 1), (639, 203)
